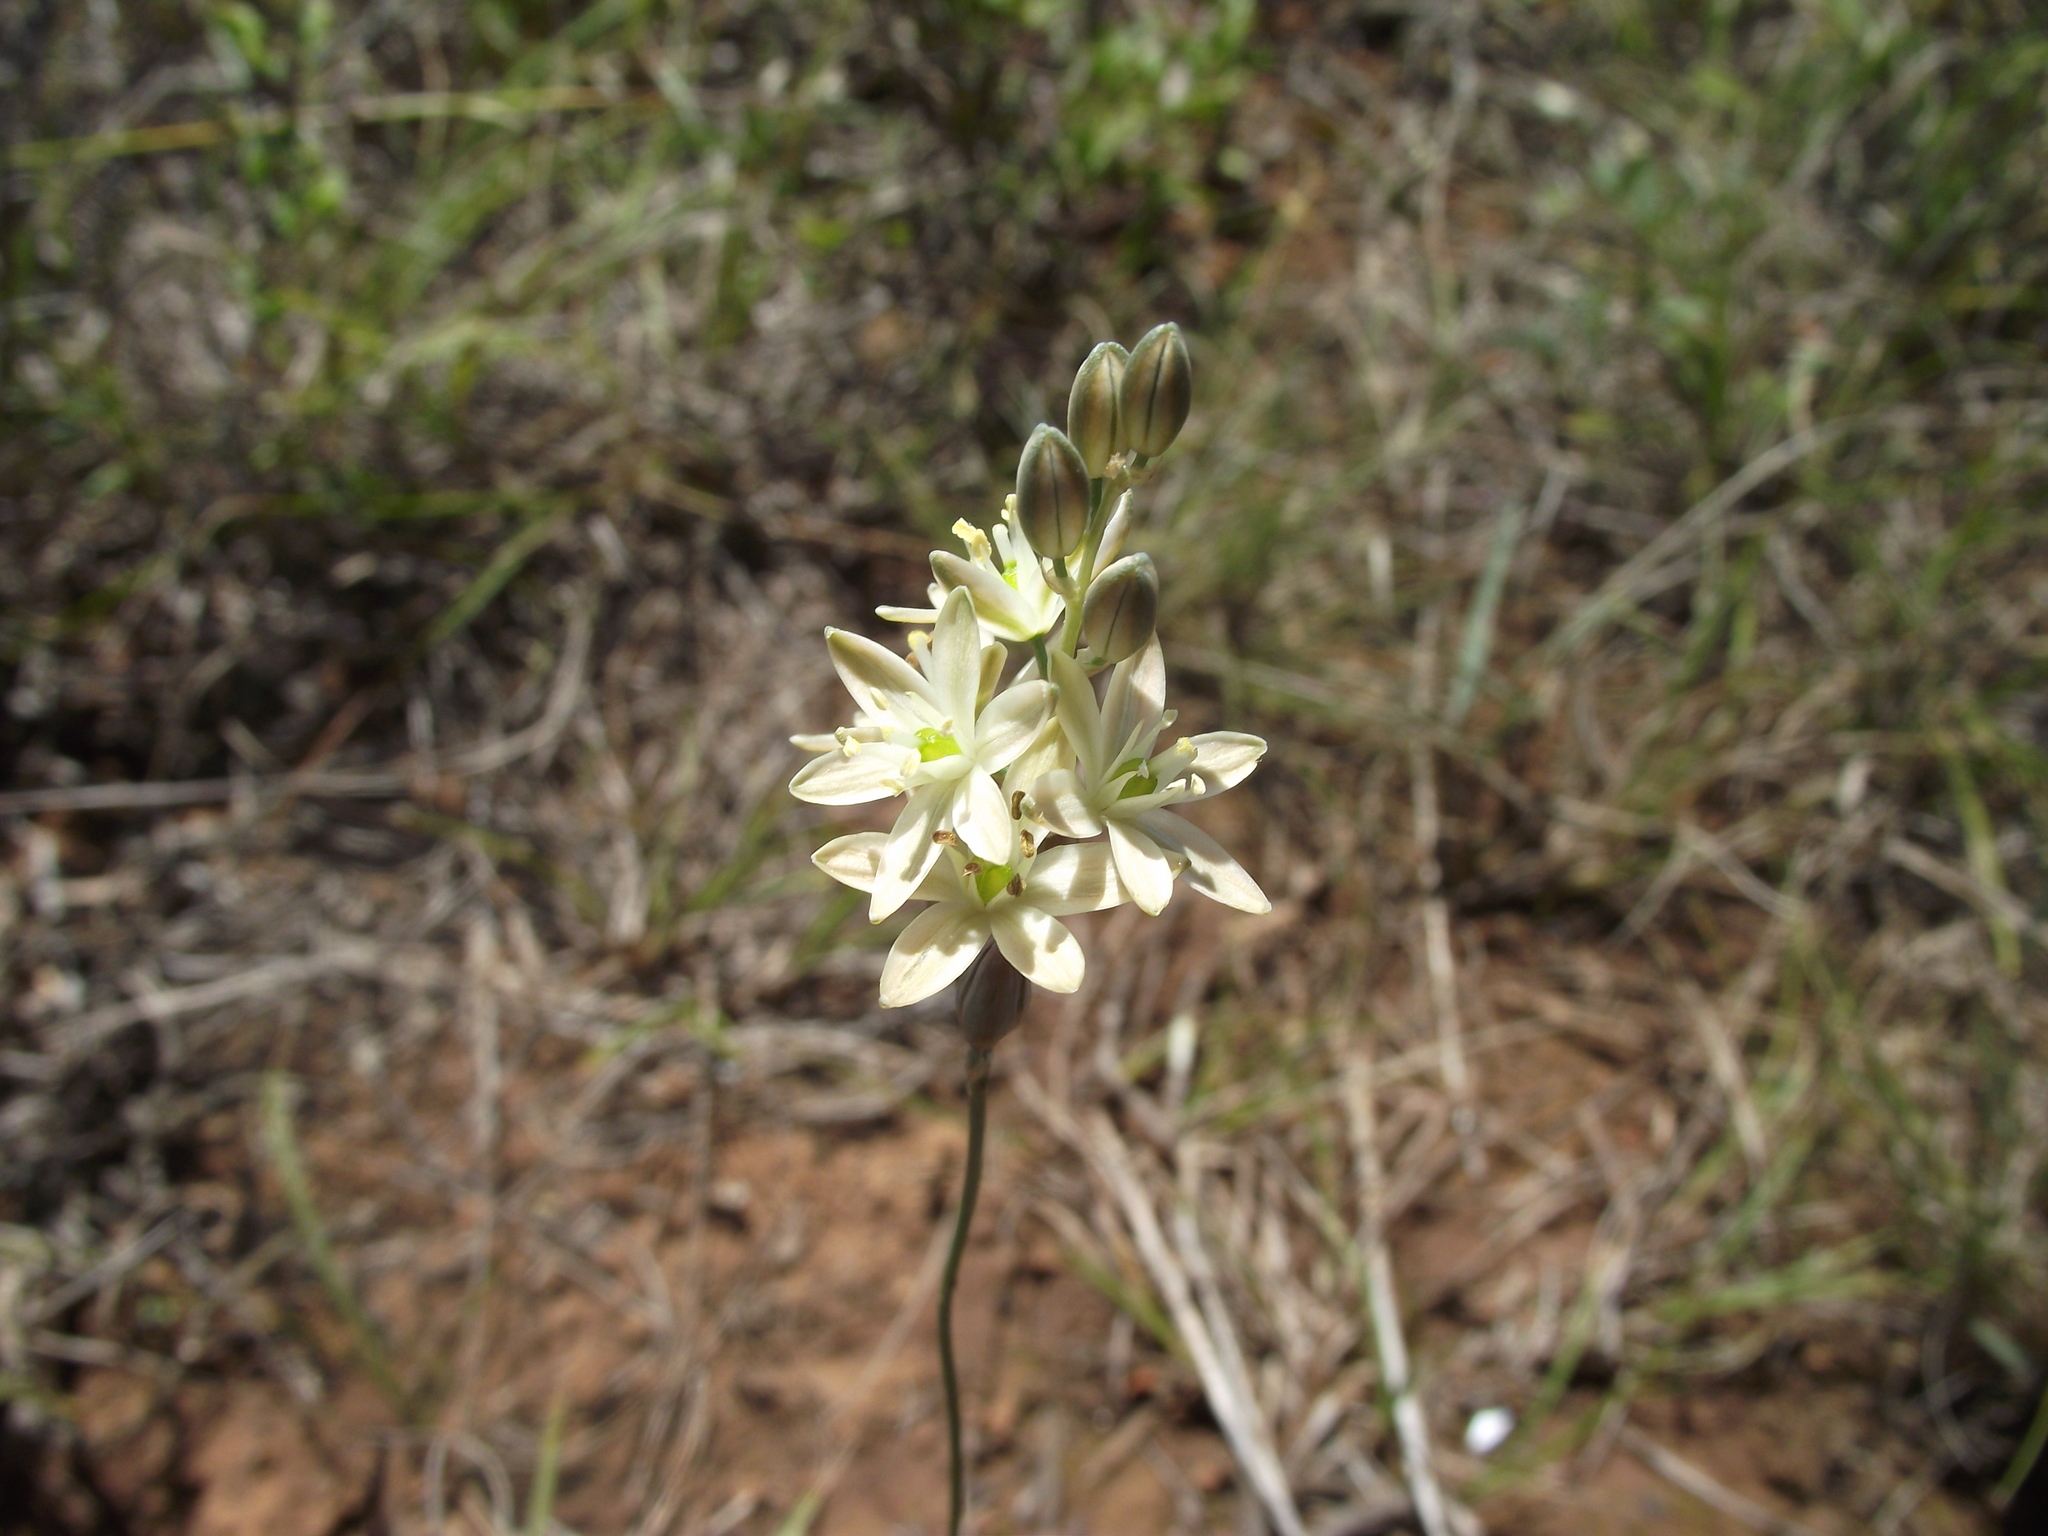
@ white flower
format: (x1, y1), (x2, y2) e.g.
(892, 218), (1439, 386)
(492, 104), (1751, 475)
(1027, 638), (1269, 916)
(813, 831), (1133, 1006)
(878, 501), (1065, 644)
(789, 588), (1053, 921)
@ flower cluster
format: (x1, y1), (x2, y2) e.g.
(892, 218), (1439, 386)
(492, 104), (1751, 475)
(791, 326), (1270, 1013)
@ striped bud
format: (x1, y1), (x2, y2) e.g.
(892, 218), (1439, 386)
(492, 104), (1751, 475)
(1081, 552), (1159, 664)
(1014, 423), (1091, 560)
(1067, 341), (1128, 478)
(1118, 322), (1192, 457)
(957, 942), (1031, 1048)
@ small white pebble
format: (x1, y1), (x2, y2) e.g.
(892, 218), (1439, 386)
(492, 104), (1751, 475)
(1464, 1406), (1515, 1457)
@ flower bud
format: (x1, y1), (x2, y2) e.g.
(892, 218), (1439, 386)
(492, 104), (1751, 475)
(1014, 423), (1091, 560)
(1066, 341), (1128, 478)
(1081, 552), (1159, 664)
(956, 942), (1031, 1048)
(1118, 322), (1191, 457)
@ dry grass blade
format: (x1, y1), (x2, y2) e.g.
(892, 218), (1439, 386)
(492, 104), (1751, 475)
(1081, 1108), (1308, 1536)
(1340, 1042), (1456, 1536)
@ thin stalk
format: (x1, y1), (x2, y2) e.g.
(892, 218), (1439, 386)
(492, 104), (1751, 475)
(938, 1046), (992, 1536)
(1996, 1376), (2048, 1511)
(1058, 481), (1107, 657)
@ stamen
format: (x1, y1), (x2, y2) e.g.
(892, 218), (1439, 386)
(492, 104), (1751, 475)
(1007, 874), (1025, 897)
(1010, 790), (1026, 820)
(933, 830), (960, 846)
(962, 860), (984, 876)
(1019, 830), (1037, 858)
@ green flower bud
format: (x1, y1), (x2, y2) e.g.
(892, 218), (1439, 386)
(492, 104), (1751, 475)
(1118, 322), (1192, 457)
(957, 941), (1030, 1048)
(1081, 552), (1159, 664)
(1067, 341), (1128, 478)
(1014, 423), (1091, 560)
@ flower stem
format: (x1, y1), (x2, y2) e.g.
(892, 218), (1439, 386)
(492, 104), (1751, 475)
(938, 1045), (992, 1536)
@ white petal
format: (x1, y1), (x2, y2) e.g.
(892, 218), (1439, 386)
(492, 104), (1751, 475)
(1107, 816), (1177, 916)
(990, 904), (1084, 993)
(979, 642), (1007, 711)
(1026, 769), (1103, 839)
(911, 854), (971, 905)
(1183, 732), (1267, 796)
(871, 786), (949, 921)
(1094, 490), (1134, 568)
(1101, 637), (1167, 756)
(827, 628), (940, 728)
(812, 832), (888, 892)
(1026, 841), (1131, 915)
(973, 680), (1052, 770)
(929, 588), (986, 730)
(951, 768), (1014, 863)
(788, 746), (906, 805)
(1136, 811), (1270, 913)
(1002, 717), (1069, 801)
(932, 551), (1034, 641)
(881, 906), (990, 1006)
(1048, 646), (1106, 783)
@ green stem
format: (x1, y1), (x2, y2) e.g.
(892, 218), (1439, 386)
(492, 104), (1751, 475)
(1996, 1375), (2048, 1510)
(938, 1046), (992, 1536)
(1030, 633), (1052, 681)
(1059, 475), (1115, 658)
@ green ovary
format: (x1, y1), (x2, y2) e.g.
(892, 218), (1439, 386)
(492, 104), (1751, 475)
(916, 728), (963, 761)
(974, 862), (1015, 904)
(1113, 757), (1158, 799)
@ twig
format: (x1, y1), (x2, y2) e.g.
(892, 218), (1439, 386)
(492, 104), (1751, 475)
(626, 1043), (716, 1536)
(44, 943), (387, 1060)
(1444, 499), (1524, 727)
(1885, 836), (2048, 945)
(1407, 479), (1481, 1174)
(23, 1214), (182, 1327)
(1675, 978), (1768, 1175)
(1619, 1427), (1824, 1536)
(1339, 1043), (1453, 1536)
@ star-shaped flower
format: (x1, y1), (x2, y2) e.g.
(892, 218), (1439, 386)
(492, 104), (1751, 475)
(789, 588), (1053, 920)
(1026, 639), (1269, 915)
(813, 830), (1132, 1005)
(878, 500), (1065, 645)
